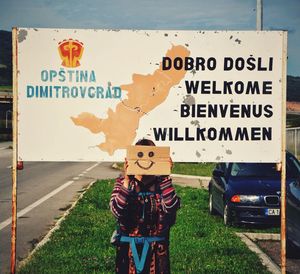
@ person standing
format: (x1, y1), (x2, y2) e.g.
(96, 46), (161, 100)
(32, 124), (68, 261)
(110, 139), (180, 274)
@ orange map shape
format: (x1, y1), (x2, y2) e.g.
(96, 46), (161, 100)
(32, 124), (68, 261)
(71, 45), (190, 155)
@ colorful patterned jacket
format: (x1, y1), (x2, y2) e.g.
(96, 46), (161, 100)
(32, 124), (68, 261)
(110, 176), (180, 237)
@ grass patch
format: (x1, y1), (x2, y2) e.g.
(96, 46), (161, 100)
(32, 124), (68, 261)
(18, 180), (275, 274)
(287, 114), (300, 128)
(116, 162), (215, 177)
(172, 162), (215, 177)
(0, 85), (12, 91)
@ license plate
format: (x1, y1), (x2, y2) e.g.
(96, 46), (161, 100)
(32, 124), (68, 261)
(265, 208), (280, 216)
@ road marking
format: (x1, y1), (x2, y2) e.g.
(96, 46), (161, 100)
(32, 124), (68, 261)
(0, 162), (101, 231)
(7, 165), (12, 169)
(85, 163), (99, 172)
(0, 180), (74, 231)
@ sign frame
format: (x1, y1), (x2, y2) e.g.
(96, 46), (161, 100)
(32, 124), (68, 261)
(10, 28), (288, 274)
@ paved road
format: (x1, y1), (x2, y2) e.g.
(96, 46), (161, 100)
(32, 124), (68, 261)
(258, 240), (300, 274)
(0, 143), (120, 274)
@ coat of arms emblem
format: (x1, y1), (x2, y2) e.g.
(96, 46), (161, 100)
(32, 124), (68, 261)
(58, 39), (84, 68)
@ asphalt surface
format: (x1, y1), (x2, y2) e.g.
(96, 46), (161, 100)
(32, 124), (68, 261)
(257, 240), (300, 274)
(0, 142), (120, 274)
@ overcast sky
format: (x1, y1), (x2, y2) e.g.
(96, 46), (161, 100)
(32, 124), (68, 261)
(1, 0), (299, 76)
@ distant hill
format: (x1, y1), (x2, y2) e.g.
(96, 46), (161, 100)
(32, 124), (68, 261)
(0, 30), (12, 85)
(287, 75), (300, 102)
(0, 30), (300, 101)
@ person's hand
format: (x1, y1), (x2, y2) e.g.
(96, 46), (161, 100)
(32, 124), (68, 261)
(123, 158), (130, 189)
(169, 157), (174, 171)
(159, 157), (173, 179)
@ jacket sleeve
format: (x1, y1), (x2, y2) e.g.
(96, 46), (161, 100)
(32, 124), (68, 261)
(159, 176), (180, 214)
(110, 177), (132, 219)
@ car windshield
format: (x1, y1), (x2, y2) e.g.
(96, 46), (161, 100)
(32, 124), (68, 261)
(230, 159), (300, 178)
(230, 163), (280, 178)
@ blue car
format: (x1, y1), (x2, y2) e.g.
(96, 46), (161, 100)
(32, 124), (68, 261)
(287, 171), (300, 256)
(208, 152), (300, 226)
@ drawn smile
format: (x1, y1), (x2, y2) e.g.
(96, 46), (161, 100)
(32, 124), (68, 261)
(135, 160), (154, 170)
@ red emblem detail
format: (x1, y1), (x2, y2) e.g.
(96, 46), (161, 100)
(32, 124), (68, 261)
(58, 39), (84, 68)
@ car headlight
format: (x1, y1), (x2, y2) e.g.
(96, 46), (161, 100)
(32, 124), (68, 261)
(231, 195), (261, 204)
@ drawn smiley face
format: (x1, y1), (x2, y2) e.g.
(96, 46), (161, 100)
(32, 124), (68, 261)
(134, 150), (155, 170)
(127, 145), (170, 175)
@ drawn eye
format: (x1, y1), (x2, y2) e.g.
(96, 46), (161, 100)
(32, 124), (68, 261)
(148, 151), (154, 157)
(137, 152), (144, 158)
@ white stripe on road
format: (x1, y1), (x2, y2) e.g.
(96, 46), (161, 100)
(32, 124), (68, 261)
(0, 162), (100, 231)
(85, 163), (99, 172)
(0, 180), (73, 231)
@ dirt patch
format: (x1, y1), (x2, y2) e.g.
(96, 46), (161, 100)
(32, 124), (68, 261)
(287, 101), (300, 112)
(257, 240), (300, 274)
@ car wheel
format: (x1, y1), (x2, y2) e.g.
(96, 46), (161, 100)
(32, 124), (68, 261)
(223, 203), (232, 226)
(209, 193), (217, 215)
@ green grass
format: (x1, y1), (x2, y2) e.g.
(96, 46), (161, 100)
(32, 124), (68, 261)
(0, 85), (12, 91)
(18, 180), (275, 274)
(116, 162), (215, 177)
(287, 114), (300, 128)
(172, 162), (215, 177)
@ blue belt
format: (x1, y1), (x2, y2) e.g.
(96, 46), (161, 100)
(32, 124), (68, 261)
(120, 235), (165, 274)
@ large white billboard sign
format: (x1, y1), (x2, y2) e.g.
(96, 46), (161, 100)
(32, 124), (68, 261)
(17, 28), (286, 162)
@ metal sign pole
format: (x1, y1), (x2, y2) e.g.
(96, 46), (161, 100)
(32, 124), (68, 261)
(11, 27), (18, 274)
(280, 31), (288, 274)
(256, 0), (263, 31)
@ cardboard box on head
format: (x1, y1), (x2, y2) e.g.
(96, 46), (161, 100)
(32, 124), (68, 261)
(127, 145), (171, 175)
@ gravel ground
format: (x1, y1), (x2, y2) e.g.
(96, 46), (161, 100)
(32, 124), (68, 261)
(257, 240), (300, 274)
